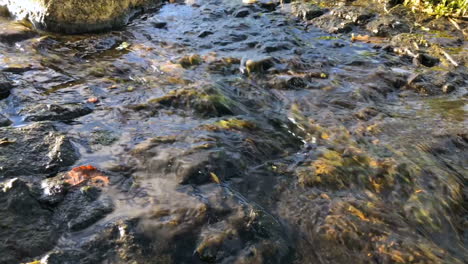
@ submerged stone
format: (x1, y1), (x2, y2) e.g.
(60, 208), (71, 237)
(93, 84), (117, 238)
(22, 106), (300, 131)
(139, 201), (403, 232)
(0, 0), (163, 34)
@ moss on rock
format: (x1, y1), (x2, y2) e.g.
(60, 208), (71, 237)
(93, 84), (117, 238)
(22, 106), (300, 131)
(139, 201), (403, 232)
(0, 0), (163, 33)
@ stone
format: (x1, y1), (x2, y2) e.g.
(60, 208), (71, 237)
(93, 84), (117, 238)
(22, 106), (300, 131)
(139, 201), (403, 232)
(0, 21), (37, 45)
(291, 3), (327, 20)
(242, 56), (276, 75)
(413, 53), (440, 67)
(198, 30), (214, 38)
(0, 179), (58, 264)
(259, 1), (279, 12)
(366, 15), (411, 37)
(0, 0), (163, 34)
(22, 103), (93, 122)
(0, 72), (12, 100)
(233, 8), (251, 18)
(0, 113), (12, 127)
(0, 122), (78, 177)
(311, 13), (354, 34)
(261, 41), (293, 53)
(268, 75), (308, 90)
(151, 21), (167, 29)
(442, 83), (455, 94)
(55, 188), (114, 231)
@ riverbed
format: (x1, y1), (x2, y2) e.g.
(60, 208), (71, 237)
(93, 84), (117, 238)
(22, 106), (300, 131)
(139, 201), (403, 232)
(0, 0), (466, 263)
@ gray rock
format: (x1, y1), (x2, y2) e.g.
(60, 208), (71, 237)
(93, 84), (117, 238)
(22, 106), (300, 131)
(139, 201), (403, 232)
(268, 75), (308, 90)
(0, 72), (12, 100)
(413, 53), (440, 67)
(0, 0), (163, 34)
(151, 21), (167, 29)
(233, 8), (251, 18)
(0, 21), (37, 44)
(311, 14), (354, 34)
(241, 56), (277, 75)
(0, 113), (12, 127)
(0, 122), (78, 178)
(442, 83), (455, 94)
(366, 15), (411, 37)
(198, 30), (214, 38)
(0, 179), (58, 264)
(54, 187), (114, 231)
(291, 2), (327, 20)
(22, 103), (93, 122)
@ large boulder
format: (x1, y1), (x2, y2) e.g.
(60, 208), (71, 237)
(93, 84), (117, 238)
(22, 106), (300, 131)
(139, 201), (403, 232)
(0, 0), (162, 34)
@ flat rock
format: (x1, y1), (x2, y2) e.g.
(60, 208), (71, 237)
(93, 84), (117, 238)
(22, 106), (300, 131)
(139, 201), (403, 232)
(0, 0), (163, 33)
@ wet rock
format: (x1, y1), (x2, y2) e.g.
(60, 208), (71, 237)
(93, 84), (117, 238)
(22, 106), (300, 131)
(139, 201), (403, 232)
(22, 103), (93, 122)
(268, 75), (308, 90)
(198, 30), (214, 38)
(207, 57), (241, 74)
(0, 72), (12, 99)
(230, 33), (248, 42)
(179, 54), (203, 68)
(233, 8), (251, 18)
(131, 118), (297, 185)
(291, 2), (327, 20)
(413, 53), (440, 67)
(151, 21), (167, 29)
(406, 70), (466, 95)
(366, 15), (411, 37)
(0, 21), (37, 44)
(442, 83), (455, 94)
(330, 6), (374, 25)
(131, 86), (240, 117)
(193, 188), (289, 263)
(0, 122), (78, 177)
(0, 178), (58, 264)
(354, 106), (380, 121)
(311, 13), (354, 34)
(55, 187), (114, 231)
(390, 33), (430, 55)
(330, 99), (356, 109)
(261, 41), (293, 53)
(303, 5), (374, 33)
(58, 185), (291, 263)
(0, 113), (12, 127)
(0, 0), (163, 33)
(91, 130), (119, 146)
(259, 0), (279, 12)
(241, 57), (277, 75)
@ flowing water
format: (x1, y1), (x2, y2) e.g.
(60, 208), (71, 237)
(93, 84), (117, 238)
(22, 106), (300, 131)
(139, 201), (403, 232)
(0, 0), (466, 263)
